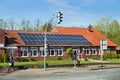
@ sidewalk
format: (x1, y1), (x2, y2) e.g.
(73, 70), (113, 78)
(88, 59), (109, 63)
(4, 64), (120, 75)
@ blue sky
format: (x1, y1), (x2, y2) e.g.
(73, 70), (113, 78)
(0, 0), (120, 27)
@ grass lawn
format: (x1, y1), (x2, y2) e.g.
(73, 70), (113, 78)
(0, 59), (91, 67)
(106, 59), (120, 63)
(1, 59), (120, 67)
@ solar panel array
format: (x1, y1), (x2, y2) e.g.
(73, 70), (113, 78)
(18, 33), (92, 45)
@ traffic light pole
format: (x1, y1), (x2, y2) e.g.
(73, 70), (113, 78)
(44, 23), (48, 71)
(43, 12), (63, 70)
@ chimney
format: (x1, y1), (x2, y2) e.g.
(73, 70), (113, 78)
(88, 24), (93, 32)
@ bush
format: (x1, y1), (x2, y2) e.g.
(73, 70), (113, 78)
(0, 54), (8, 63)
(0, 54), (2, 62)
(84, 58), (88, 61)
(104, 53), (111, 59)
(103, 55), (107, 60)
(30, 58), (37, 61)
(66, 48), (73, 59)
(103, 53), (118, 60)
(91, 56), (100, 60)
(56, 57), (62, 60)
(19, 58), (29, 62)
(111, 53), (117, 59)
(49, 57), (62, 60)
(118, 54), (120, 58)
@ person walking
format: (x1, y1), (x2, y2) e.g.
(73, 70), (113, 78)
(7, 56), (15, 72)
(72, 51), (77, 68)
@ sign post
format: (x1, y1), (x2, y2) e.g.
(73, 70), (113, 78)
(100, 40), (107, 67)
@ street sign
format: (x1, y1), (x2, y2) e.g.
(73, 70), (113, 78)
(100, 40), (107, 50)
(100, 40), (107, 67)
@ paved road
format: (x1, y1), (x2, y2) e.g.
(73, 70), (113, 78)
(0, 65), (120, 80)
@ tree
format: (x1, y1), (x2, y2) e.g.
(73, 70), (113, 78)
(66, 48), (73, 59)
(6, 18), (17, 30)
(94, 17), (120, 45)
(20, 19), (33, 31)
(0, 19), (7, 30)
(34, 18), (41, 31)
(40, 19), (53, 32)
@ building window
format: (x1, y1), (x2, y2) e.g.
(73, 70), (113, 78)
(49, 48), (55, 56)
(57, 48), (63, 56)
(30, 47), (38, 57)
(84, 48), (90, 55)
(21, 47), (28, 57)
(107, 48), (110, 53)
(40, 47), (44, 57)
(73, 49), (80, 56)
(92, 48), (96, 55)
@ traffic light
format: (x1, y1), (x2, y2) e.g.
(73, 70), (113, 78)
(57, 12), (63, 24)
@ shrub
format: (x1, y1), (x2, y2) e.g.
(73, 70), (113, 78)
(56, 57), (62, 60)
(91, 56), (100, 60)
(49, 57), (62, 60)
(20, 58), (29, 62)
(103, 55), (107, 60)
(104, 53), (111, 59)
(30, 58), (37, 61)
(84, 58), (88, 61)
(0, 54), (8, 63)
(111, 53), (117, 59)
(0, 54), (2, 62)
(103, 52), (118, 60)
(118, 54), (120, 58)
(66, 48), (73, 59)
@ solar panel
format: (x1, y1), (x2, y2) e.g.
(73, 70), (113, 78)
(18, 33), (92, 45)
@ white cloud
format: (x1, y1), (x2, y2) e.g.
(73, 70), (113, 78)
(46, 0), (78, 15)
(46, 0), (72, 8)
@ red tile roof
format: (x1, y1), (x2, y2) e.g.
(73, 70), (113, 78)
(51, 27), (117, 46)
(4, 26), (117, 47)
(0, 30), (5, 44)
(4, 30), (25, 46)
(4, 30), (56, 46)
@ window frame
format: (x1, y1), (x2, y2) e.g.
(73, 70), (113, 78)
(57, 48), (63, 56)
(40, 47), (44, 57)
(30, 47), (38, 57)
(92, 48), (96, 55)
(21, 47), (28, 57)
(49, 48), (55, 56)
(84, 48), (90, 55)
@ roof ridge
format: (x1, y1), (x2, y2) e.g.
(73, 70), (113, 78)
(53, 26), (86, 29)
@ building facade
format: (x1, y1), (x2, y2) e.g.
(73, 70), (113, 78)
(0, 27), (117, 61)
